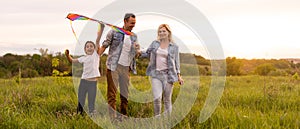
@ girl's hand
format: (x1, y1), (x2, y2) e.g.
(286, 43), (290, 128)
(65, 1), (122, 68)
(65, 49), (69, 56)
(97, 23), (105, 34)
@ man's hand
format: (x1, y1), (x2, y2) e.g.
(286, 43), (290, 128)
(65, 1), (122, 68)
(134, 42), (140, 50)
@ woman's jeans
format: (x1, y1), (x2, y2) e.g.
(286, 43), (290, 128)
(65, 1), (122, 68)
(151, 70), (173, 117)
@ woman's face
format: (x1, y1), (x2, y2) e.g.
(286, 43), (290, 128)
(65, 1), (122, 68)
(158, 27), (169, 41)
(85, 42), (95, 55)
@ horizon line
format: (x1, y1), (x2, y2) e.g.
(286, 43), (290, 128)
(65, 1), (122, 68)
(1, 51), (299, 61)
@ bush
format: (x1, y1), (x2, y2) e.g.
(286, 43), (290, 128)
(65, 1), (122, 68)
(0, 67), (10, 78)
(21, 68), (39, 78)
(292, 72), (299, 80)
(181, 64), (199, 76)
(268, 69), (288, 76)
(255, 63), (275, 76)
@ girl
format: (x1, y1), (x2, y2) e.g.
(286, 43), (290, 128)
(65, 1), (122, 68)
(65, 23), (104, 115)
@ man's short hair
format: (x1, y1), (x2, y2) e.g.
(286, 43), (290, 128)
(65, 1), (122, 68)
(124, 13), (135, 21)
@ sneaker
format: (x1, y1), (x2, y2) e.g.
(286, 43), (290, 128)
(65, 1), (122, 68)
(77, 104), (84, 115)
(89, 110), (97, 117)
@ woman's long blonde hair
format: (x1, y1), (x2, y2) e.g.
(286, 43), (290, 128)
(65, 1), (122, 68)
(157, 24), (173, 43)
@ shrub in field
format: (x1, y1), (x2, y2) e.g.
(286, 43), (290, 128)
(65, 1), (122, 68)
(268, 69), (288, 76)
(21, 68), (39, 78)
(226, 57), (243, 76)
(255, 63), (275, 76)
(292, 72), (299, 80)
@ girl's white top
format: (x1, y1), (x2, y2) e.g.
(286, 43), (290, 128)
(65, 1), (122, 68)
(78, 51), (101, 79)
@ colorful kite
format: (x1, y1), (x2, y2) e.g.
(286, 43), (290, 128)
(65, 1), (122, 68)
(66, 13), (133, 41)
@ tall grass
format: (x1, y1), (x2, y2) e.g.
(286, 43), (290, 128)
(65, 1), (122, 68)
(0, 76), (299, 128)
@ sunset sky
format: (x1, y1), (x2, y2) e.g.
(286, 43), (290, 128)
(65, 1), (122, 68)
(0, 0), (299, 59)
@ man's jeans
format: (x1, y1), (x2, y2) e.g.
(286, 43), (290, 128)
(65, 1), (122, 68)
(106, 64), (130, 118)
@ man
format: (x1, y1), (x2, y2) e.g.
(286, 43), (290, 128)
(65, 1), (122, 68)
(98, 13), (139, 120)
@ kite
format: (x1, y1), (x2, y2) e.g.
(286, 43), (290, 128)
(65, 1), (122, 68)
(66, 13), (133, 41)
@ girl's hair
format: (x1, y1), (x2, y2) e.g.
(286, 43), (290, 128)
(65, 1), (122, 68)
(84, 41), (96, 48)
(157, 24), (173, 43)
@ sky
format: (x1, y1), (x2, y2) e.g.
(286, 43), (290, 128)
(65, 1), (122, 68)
(0, 0), (300, 59)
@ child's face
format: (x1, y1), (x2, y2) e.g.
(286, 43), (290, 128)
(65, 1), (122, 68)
(85, 42), (95, 55)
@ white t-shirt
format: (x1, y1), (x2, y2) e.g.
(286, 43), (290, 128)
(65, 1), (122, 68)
(78, 51), (101, 79)
(118, 35), (132, 66)
(156, 47), (168, 71)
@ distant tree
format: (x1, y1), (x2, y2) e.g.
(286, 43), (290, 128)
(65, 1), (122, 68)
(39, 56), (52, 76)
(180, 53), (197, 64)
(9, 61), (21, 76)
(268, 69), (288, 76)
(52, 57), (68, 76)
(180, 64), (199, 76)
(195, 54), (210, 65)
(0, 60), (5, 68)
(3, 53), (16, 68)
(296, 63), (300, 69)
(273, 59), (290, 69)
(31, 54), (42, 74)
(0, 67), (10, 78)
(54, 52), (71, 76)
(22, 68), (39, 78)
(255, 63), (275, 76)
(226, 57), (243, 76)
(35, 48), (48, 57)
(179, 53), (209, 65)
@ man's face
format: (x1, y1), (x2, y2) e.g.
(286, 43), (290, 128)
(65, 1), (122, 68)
(124, 17), (136, 31)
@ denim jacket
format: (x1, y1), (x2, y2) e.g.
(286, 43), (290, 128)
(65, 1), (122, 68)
(102, 29), (138, 74)
(141, 40), (180, 83)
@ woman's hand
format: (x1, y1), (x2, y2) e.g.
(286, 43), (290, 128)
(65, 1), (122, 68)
(134, 42), (141, 56)
(178, 76), (184, 85)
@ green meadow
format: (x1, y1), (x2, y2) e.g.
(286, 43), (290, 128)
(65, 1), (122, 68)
(0, 76), (299, 128)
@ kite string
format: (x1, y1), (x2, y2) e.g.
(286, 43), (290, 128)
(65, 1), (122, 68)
(69, 21), (79, 42)
(69, 20), (102, 43)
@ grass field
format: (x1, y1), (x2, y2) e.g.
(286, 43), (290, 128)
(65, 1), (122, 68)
(0, 76), (299, 128)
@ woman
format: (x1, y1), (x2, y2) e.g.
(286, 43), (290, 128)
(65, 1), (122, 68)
(140, 24), (184, 117)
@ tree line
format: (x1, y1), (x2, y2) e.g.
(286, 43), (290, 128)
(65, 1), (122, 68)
(226, 57), (300, 76)
(0, 49), (299, 78)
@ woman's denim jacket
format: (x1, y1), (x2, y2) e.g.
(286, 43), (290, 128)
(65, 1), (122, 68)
(141, 40), (180, 83)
